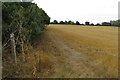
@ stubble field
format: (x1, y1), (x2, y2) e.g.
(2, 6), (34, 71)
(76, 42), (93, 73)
(3, 24), (118, 78)
(35, 24), (118, 78)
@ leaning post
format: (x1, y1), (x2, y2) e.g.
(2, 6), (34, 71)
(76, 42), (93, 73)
(10, 33), (17, 64)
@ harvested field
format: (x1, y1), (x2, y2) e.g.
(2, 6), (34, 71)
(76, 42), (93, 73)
(35, 24), (118, 78)
(3, 24), (118, 78)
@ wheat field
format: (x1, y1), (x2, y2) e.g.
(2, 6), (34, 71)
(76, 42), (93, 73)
(36, 24), (118, 78)
(3, 24), (118, 78)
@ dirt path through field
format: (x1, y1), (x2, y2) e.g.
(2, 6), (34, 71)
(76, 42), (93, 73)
(47, 28), (95, 78)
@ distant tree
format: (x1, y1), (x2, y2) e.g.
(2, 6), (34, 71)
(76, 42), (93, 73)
(96, 23), (101, 26)
(90, 23), (94, 26)
(102, 22), (111, 26)
(59, 21), (65, 24)
(117, 20), (120, 27)
(68, 20), (75, 25)
(22, 0), (33, 2)
(71, 21), (75, 25)
(65, 21), (68, 24)
(80, 23), (84, 25)
(85, 21), (90, 25)
(76, 21), (80, 25)
(110, 20), (116, 26)
(110, 20), (120, 26)
(68, 20), (72, 24)
(53, 20), (58, 24)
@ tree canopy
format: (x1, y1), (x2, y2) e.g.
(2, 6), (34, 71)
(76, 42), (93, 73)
(2, 2), (50, 51)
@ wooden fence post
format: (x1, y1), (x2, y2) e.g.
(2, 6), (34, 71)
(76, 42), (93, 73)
(10, 33), (17, 64)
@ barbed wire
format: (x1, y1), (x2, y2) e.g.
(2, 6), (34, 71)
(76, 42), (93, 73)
(2, 13), (27, 50)
(2, 38), (10, 49)
(2, 29), (20, 49)
(3, 43), (11, 50)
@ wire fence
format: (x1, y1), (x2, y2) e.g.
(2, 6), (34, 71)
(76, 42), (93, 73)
(2, 31), (22, 64)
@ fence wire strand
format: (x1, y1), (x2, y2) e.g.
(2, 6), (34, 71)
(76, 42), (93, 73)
(2, 38), (10, 49)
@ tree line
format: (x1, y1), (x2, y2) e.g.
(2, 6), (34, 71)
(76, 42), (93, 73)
(2, 2), (50, 55)
(51, 20), (120, 26)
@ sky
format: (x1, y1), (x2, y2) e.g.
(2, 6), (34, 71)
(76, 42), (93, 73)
(33, 0), (119, 24)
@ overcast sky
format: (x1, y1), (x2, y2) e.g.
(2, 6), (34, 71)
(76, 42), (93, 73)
(33, 0), (119, 24)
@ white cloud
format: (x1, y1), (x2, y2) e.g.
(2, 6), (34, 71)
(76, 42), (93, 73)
(33, 0), (119, 24)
